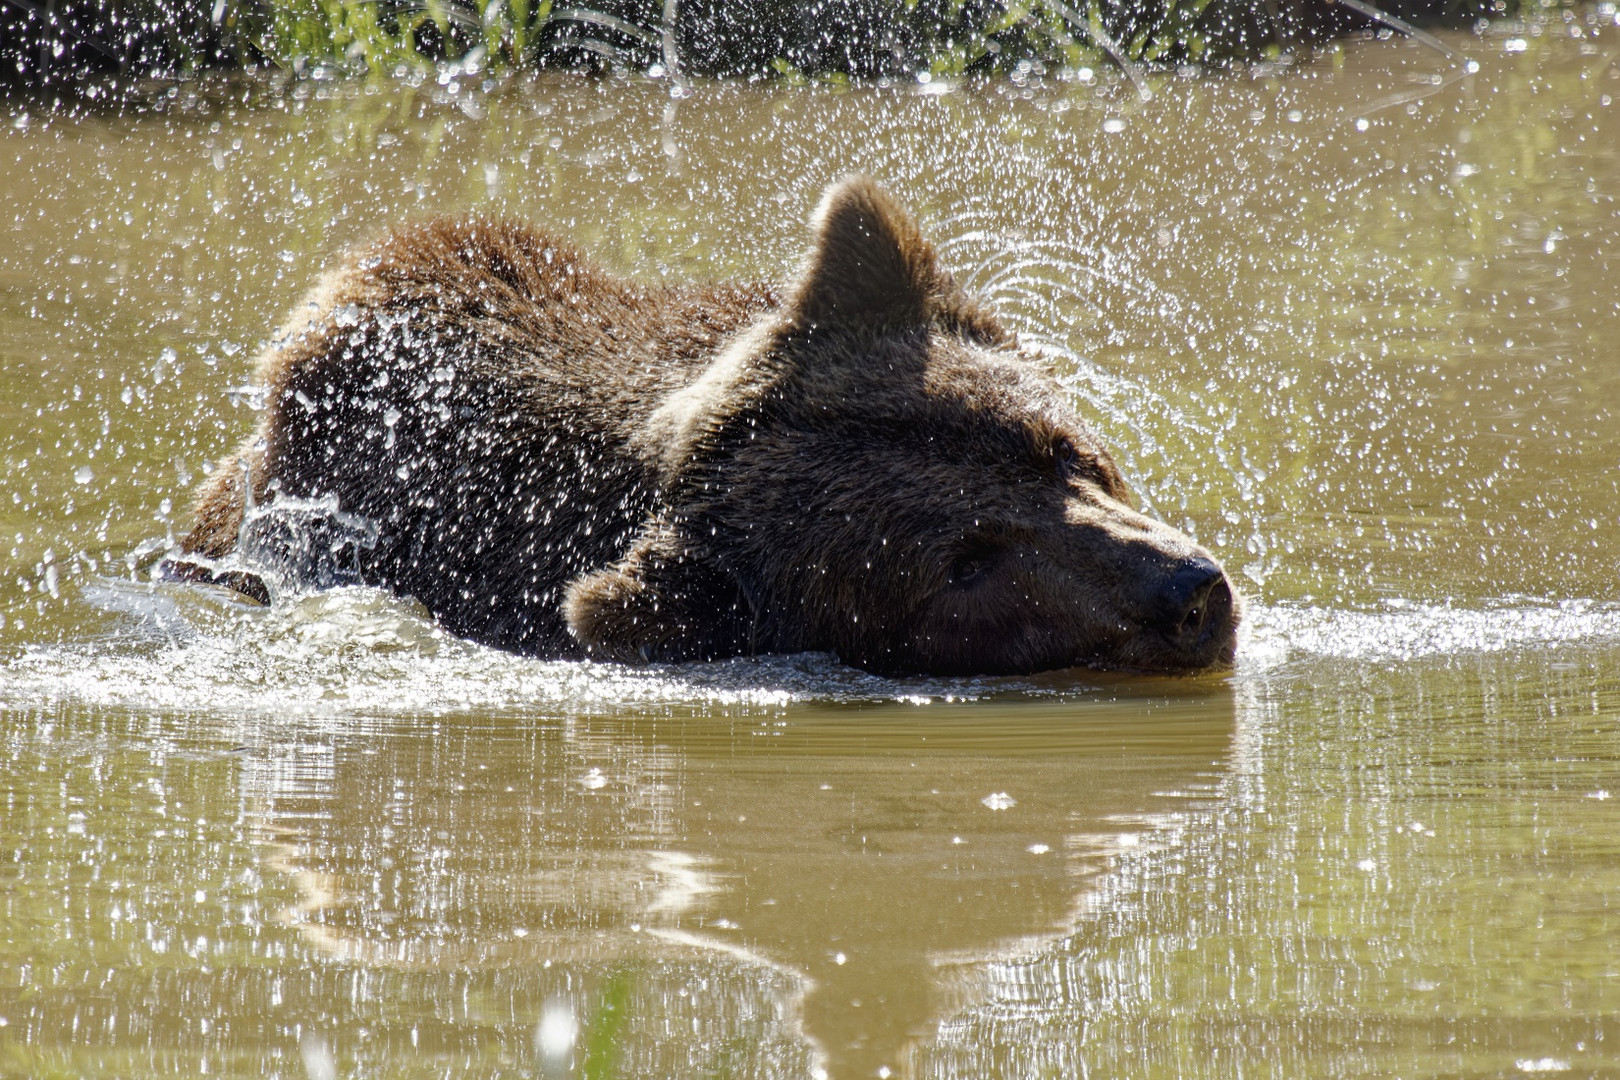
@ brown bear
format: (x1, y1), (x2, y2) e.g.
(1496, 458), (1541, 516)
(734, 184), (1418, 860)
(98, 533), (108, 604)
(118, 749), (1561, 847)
(177, 176), (1239, 675)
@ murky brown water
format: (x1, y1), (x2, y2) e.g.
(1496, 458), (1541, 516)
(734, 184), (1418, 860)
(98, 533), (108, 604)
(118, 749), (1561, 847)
(4, 19), (1620, 1079)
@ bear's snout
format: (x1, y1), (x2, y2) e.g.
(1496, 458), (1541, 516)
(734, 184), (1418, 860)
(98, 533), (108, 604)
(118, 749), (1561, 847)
(1149, 557), (1226, 637)
(1136, 556), (1239, 670)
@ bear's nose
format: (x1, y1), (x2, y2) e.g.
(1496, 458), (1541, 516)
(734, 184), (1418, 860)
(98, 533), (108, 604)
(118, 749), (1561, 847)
(1150, 557), (1231, 645)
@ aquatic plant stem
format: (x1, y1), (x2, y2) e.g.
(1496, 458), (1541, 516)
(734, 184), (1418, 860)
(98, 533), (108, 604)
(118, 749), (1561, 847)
(660, 0), (689, 93)
(1331, 0), (1464, 62)
(1041, 0), (1153, 100)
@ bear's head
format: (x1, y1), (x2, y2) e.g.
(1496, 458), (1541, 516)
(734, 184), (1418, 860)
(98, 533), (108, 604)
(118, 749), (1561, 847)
(564, 176), (1240, 676)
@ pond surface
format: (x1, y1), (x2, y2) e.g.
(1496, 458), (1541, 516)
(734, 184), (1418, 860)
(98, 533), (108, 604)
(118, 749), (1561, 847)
(4, 19), (1620, 1079)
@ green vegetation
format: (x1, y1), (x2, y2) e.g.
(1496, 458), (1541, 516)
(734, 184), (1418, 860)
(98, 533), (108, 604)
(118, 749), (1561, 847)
(579, 969), (633, 1080)
(0, 0), (246, 90)
(1, 0), (1570, 90)
(233, 0), (1521, 76)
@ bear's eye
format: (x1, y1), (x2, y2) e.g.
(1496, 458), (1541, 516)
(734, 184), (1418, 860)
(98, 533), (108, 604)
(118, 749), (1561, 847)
(1053, 436), (1084, 479)
(947, 544), (1000, 588)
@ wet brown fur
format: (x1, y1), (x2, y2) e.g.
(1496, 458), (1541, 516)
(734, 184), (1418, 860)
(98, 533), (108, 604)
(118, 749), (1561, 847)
(182, 176), (1239, 674)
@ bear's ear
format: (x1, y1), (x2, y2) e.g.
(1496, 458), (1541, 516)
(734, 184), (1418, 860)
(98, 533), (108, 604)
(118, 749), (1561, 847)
(783, 175), (1004, 341)
(562, 519), (754, 664)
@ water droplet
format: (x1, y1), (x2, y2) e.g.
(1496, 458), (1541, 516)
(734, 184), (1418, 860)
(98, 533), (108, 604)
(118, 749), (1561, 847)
(981, 791), (1016, 810)
(535, 1000), (576, 1063)
(73, 465), (93, 485)
(153, 346), (178, 384)
(301, 1032), (337, 1080)
(227, 384), (266, 410)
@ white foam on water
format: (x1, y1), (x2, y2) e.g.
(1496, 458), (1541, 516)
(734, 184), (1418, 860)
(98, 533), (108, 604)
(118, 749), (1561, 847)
(8, 580), (1620, 720)
(1, 578), (1035, 718)
(1240, 598), (1620, 670)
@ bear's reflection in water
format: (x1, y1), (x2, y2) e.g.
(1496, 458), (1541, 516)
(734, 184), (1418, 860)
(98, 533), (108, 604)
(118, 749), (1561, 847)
(178, 176), (1238, 676)
(243, 687), (1236, 1078)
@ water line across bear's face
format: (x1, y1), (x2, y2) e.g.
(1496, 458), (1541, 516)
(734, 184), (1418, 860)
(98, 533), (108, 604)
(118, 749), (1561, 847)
(179, 175), (1240, 676)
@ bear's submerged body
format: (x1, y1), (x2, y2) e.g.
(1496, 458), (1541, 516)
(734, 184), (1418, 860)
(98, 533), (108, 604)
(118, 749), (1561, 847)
(180, 178), (1239, 675)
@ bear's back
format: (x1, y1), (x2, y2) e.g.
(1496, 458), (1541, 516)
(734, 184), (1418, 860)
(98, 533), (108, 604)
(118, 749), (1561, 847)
(187, 217), (777, 654)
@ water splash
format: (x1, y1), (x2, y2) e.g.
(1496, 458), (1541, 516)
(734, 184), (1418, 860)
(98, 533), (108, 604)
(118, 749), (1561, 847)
(1242, 598), (1620, 670)
(2, 575), (1060, 719)
(235, 491), (381, 592)
(10, 571), (1620, 721)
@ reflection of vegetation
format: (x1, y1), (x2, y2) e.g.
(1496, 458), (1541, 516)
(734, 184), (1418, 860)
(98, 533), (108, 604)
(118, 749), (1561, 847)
(0, 0), (1572, 89)
(581, 968), (632, 1080)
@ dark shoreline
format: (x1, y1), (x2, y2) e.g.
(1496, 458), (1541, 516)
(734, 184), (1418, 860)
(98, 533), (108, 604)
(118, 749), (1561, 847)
(3, 0), (1511, 97)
